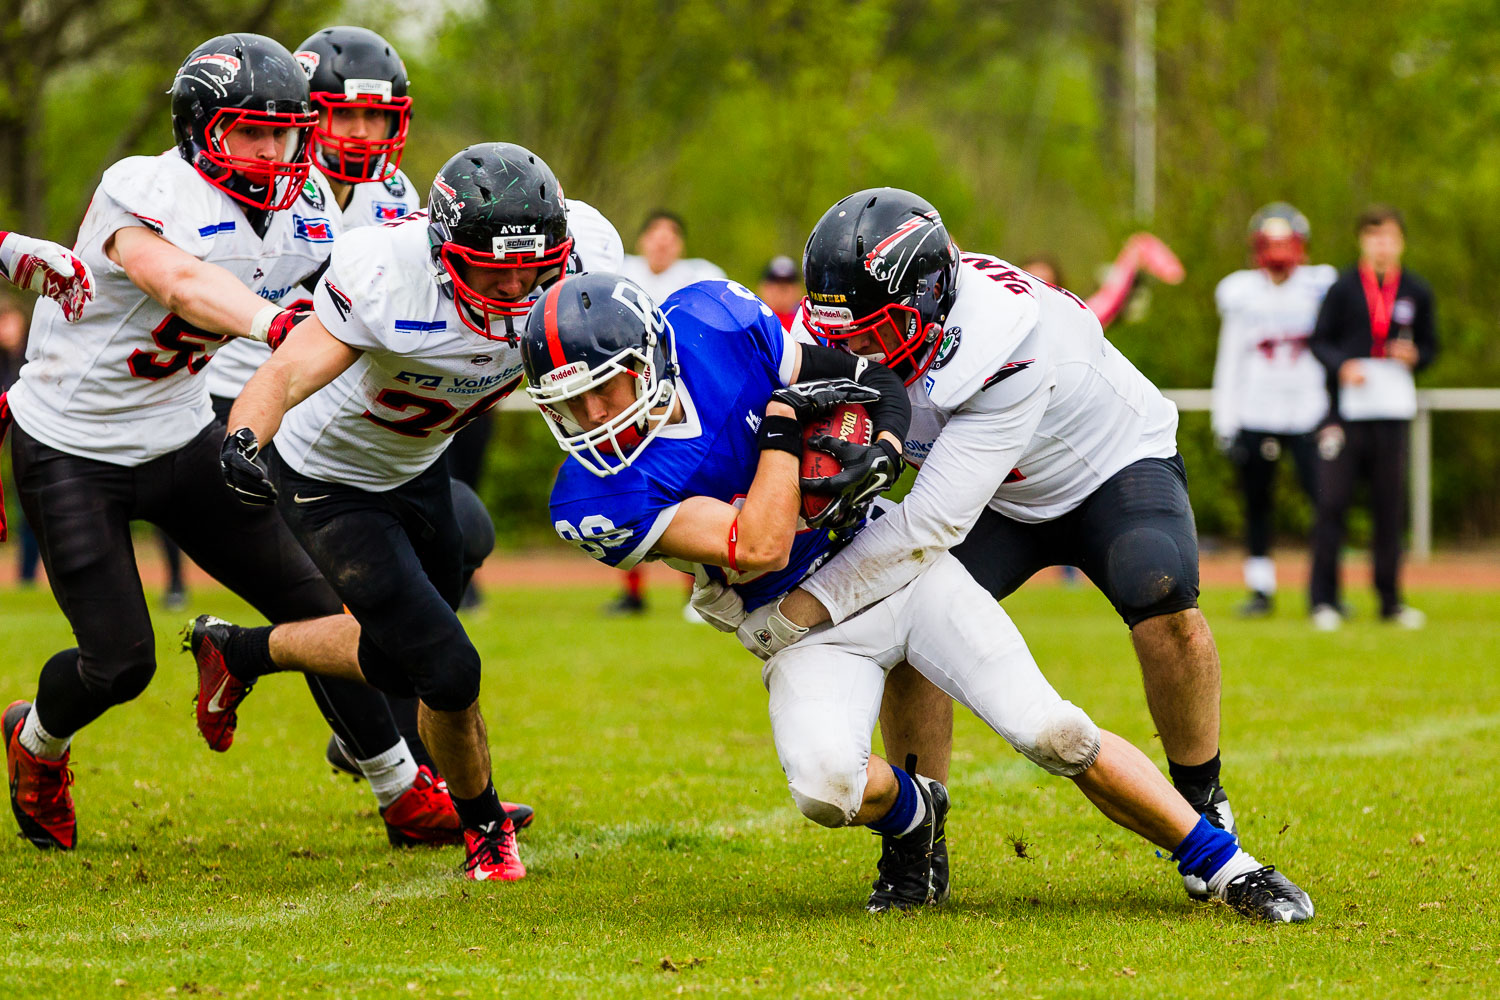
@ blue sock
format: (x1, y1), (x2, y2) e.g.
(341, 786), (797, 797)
(1171, 814), (1238, 881)
(866, 766), (920, 836)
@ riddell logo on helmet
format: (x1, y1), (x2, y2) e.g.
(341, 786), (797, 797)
(543, 362), (588, 384)
(863, 210), (943, 293)
(810, 304), (853, 326)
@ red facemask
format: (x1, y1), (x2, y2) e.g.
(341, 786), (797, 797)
(440, 237), (575, 341)
(801, 297), (940, 385)
(1252, 235), (1307, 273)
(309, 92), (412, 183)
(194, 108), (318, 211)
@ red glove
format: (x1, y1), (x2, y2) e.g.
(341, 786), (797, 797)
(0, 231), (95, 322)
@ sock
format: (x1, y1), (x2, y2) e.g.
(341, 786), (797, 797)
(359, 739), (421, 809)
(1206, 847), (1264, 897)
(18, 706), (71, 760)
(222, 625), (276, 681)
(1244, 556), (1276, 595)
(625, 567), (644, 600)
(1167, 751), (1222, 807)
(1171, 814), (1239, 883)
(865, 766), (928, 837)
(450, 778), (508, 831)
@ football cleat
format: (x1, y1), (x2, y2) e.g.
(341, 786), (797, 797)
(181, 615), (254, 752)
(1181, 780), (1238, 900)
(463, 819), (526, 881)
(326, 734), (537, 832)
(866, 776), (950, 913)
(1221, 865), (1315, 923)
(5, 700), (76, 850)
(382, 765), (464, 847)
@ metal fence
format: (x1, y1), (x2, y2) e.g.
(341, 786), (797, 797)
(499, 387), (1500, 560)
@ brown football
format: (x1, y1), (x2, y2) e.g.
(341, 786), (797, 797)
(800, 402), (872, 521)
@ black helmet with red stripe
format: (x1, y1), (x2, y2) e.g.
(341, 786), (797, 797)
(802, 187), (959, 385)
(427, 142), (572, 341)
(294, 26), (412, 184)
(520, 272), (678, 477)
(170, 33), (318, 211)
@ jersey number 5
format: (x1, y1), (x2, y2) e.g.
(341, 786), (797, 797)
(127, 313), (228, 380)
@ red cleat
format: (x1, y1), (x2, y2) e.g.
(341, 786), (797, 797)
(382, 765), (464, 847)
(501, 801), (536, 831)
(181, 615), (254, 752)
(463, 819), (526, 881)
(5, 700), (76, 850)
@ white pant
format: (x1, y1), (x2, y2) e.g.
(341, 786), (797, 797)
(765, 552), (1099, 827)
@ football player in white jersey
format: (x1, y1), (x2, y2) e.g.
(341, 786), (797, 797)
(713, 188), (1297, 911)
(0, 34), (457, 853)
(1212, 203), (1336, 616)
(0, 231), (94, 322)
(186, 143), (623, 881)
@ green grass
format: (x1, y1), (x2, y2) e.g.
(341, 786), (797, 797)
(2, 579), (1497, 999)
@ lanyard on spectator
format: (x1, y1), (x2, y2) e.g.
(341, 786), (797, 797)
(1359, 263), (1401, 358)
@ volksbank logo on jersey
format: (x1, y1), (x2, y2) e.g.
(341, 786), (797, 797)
(293, 216), (335, 242)
(395, 370), (518, 395)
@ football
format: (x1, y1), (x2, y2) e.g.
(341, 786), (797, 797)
(800, 402), (872, 521)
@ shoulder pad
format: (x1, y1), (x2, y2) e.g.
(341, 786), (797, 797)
(665, 279), (775, 330)
(97, 154), (220, 248)
(328, 220), (436, 336)
(1299, 263), (1338, 292)
(1214, 269), (1259, 313)
(563, 199), (625, 274)
(919, 266), (1039, 409)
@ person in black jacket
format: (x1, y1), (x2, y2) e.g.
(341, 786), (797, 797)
(1307, 205), (1437, 629)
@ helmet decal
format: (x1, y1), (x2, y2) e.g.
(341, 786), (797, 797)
(293, 50), (319, 79)
(863, 210), (944, 294)
(177, 53), (242, 98)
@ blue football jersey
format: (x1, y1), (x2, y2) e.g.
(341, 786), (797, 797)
(549, 280), (841, 611)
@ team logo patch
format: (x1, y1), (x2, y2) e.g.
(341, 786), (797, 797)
(301, 178), (326, 211)
(294, 216), (335, 242)
(293, 50), (319, 80)
(323, 279), (352, 322)
(472, 355), (493, 365)
(382, 173), (407, 198)
(372, 201), (406, 221)
(929, 326), (962, 371)
(863, 210), (945, 293)
(176, 53), (241, 98)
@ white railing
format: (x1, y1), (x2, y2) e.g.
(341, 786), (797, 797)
(1163, 388), (1500, 560)
(501, 387), (1500, 560)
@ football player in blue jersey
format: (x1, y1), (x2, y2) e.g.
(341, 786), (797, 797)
(522, 272), (1313, 921)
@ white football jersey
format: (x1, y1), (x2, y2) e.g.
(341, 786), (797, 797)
(7, 152), (341, 466)
(800, 254), (1180, 624)
(274, 200), (623, 490)
(205, 167), (423, 400)
(1211, 264), (1336, 437)
(619, 255), (726, 306)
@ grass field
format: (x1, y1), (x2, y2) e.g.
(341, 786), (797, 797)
(2, 577), (1497, 999)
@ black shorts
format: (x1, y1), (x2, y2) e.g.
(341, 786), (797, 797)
(952, 454), (1200, 627)
(9, 421), (343, 701)
(268, 451), (482, 711)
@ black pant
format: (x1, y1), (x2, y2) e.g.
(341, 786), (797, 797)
(10, 421), (393, 743)
(952, 455), (1201, 628)
(270, 452), (482, 712)
(1310, 420), (1409, 615)
(1229, 429), (1319, 558)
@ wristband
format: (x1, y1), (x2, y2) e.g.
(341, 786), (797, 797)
(756, 414), (803, 456)
(247, 303), (280, 343)
(727, 517), (740, 573)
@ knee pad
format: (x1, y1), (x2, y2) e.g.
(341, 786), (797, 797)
(785, 759), (865, 828)
(1106, 526), (1200, 626)
(1020, 701), (1101, 777)
(72, 642), (156, 706)
(411, 639), (481, 713)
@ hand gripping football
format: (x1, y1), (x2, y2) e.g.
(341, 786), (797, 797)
(800, 402), (872, 521)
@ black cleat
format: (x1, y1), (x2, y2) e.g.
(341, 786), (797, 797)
(1237, 591), (1274, 618)
(1181, 780), (1237, 900)
(866, 777), (949, 913)
(1222, 865), (1314, 923)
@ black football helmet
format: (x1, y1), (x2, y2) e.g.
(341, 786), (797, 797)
(170, 33), (317, 211)
(802, 188), (959, 385)
(427, 142), (572, 341)
(521, 272), (678, 477)
(1248, 202), (1310, 271)
(294, 27), (411, 184)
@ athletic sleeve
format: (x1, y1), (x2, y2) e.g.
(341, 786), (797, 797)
(801, 327), (1054, 624)
(549, 465), (681, 571)
(92, 156), (219, 266)
(1210, 274), (1243, 440)
(311, 231), (392, 352)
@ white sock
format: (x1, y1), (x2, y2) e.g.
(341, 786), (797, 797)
(1207, 848), (1264, 897)
(1244, 556), (1277, 595)
(358, 739), (420, 809)
(897, 777), (931, 837)
(18, 707), (70, 760)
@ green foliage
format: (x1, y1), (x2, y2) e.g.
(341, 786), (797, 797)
(7, 0), (1500, 541)
(3, 580), (1499, 996)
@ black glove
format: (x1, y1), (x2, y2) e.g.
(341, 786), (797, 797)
(801, 437), (903, 531)
(221, 428), (278, 506)
(266, 298), (314, 350)
(769, 377), (880, 423)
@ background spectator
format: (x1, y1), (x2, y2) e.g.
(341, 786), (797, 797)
(757, 255), (801, 330)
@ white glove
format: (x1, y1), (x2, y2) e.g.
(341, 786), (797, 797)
(0, 231), (94, 322)
(736, 597), (810, 661)
(690, 572), (746, 633)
